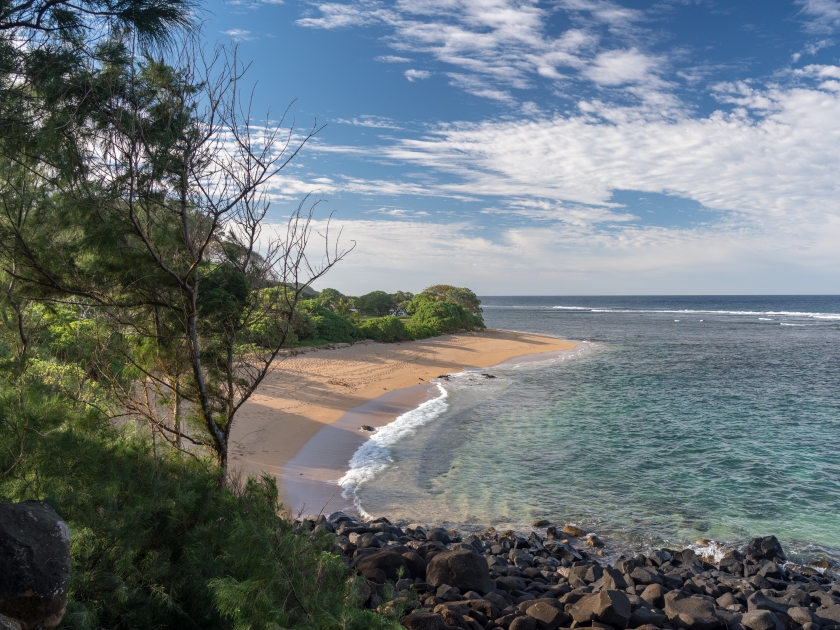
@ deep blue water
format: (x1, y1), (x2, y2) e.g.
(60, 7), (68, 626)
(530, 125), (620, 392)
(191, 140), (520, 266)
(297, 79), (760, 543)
(346, 296), (840, 564)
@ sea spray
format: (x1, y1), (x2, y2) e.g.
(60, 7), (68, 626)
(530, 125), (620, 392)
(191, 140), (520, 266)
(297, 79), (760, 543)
(339, 381), (450, 515)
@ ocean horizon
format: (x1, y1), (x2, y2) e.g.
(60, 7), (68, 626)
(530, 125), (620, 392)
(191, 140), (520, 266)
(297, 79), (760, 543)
(340, 295), (840, 565)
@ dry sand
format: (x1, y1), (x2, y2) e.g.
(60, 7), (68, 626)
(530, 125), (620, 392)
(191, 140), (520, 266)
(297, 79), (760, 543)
(229, 329), (575, 514)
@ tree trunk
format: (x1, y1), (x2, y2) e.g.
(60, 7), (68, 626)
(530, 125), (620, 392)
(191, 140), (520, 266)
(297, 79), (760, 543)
(173, 379), (182, 449)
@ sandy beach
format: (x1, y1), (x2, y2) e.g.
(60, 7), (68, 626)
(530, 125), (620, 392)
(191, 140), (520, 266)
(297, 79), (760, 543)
(229, 329), (575, 513)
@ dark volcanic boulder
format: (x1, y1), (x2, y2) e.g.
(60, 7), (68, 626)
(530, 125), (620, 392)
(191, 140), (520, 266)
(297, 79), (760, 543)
(744, 536), (786, 562)
(630, 602), (668, 628)
(747, 591), (792, 615)
(664, 592), (724, 630)
(426, 549), (494, 595)
(353, 549), (408, 582)
(426, 527), (453, 544)
(522, 600), (570, 630)
(569, 589), (632, 629)
(509, 616), (537, 630)
(495, 575), (527, 591)
(0, 501), (71, 630)
(401, 611), (447, 630)
(401, 551), (428, 580)
(816, 605), (840, 626)
(742, 610), (783, 630)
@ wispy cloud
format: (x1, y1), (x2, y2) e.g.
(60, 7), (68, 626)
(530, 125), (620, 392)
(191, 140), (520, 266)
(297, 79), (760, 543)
(296, 0), (667, 105)
(405, 69), (431, 81)
(335, 115), (404, 129)
(222, 28), (256, 40)
(796, 0), (840, 33)
(376, 55), (412, 62)
(362, 75), (840, 239)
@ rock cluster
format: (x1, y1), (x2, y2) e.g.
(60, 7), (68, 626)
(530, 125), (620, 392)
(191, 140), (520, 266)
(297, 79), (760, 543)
(300, 513), (840, 630)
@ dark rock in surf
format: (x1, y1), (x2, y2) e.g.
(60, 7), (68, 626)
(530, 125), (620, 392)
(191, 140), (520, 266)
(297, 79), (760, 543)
(744, 535), (787, 562)
(562, 524), (586, 538)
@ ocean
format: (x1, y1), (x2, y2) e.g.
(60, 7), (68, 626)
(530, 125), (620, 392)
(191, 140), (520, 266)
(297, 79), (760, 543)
(339, 296), (840, 564)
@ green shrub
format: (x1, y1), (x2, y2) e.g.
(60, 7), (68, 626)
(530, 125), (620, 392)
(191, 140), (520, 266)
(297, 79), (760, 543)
(404, 320), (439, 339)
(0, 381), (398, 630)
(410, 301), (486, 334)
(406, 285), (482, 318)
(358, 316), (412, 342)
(300, 300), (365, 343)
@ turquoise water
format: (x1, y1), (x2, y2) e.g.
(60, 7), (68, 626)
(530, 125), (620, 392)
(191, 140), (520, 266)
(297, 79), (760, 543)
(343, 296), (840, 563)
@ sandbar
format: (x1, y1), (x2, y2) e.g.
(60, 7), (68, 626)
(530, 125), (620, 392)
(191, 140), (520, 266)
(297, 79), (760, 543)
(229, 329), (576, 514)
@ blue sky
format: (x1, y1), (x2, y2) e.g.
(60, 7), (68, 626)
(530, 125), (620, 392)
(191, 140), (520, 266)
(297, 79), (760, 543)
(201, 0), (840, 295)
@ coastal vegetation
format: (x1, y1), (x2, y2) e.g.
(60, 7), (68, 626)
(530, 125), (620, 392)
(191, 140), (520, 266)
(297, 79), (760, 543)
(0, 0), (482, 625)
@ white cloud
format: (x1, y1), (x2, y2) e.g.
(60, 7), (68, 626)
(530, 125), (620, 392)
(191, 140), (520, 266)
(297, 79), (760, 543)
(377, 81), (840, 234)
(297, 0), (656, 104)
(796, 0), (840, 33)
(222, 29), (256, 40)
(335, 115), (404, 129)
(405, 69), (431, 81)
(291, 216), (840, 295)
(297, 2), (389, 28)
(446, 73), (514, 101)
(376, 55), (413, 62)
(584, 48), (663, 86)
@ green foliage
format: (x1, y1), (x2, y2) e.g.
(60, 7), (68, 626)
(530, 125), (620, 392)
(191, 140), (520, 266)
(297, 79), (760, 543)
(299, 302), (364, 344)
(408, 285), (483, 318)
(410, 301), (485, 334)
(355, 291), (394, 317)
(317, 288), (343, 304)
(0, 380), (399, 630)
(391, 291), (414, 315)
(245, 287), (317, 348)
(358, 317), (412, 342)
(404, 320), (439, 340)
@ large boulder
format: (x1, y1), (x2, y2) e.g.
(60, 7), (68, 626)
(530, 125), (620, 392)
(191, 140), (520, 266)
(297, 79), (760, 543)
(401, 611), (446, 630)
(742, 610), (783, 630)
(744, 536), (786, 562)
(426, 528), (453, 544)
(353, 549), (408, 582)
(521, 600), (570, 630)
(569, 589), (632, 629)
(664, 592), (724, 630)
(509, 616), (537, 630)
(426, 549), (494, 595)
(401, 551), (428, 580)
(816, 604), (840, 627)
(630, 602), (668, 628)
(747, 592), (792, 615)
(0, 501), (71, 630)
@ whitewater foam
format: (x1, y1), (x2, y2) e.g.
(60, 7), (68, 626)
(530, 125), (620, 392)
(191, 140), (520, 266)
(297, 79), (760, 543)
(552, 306), (840, 320)
(339, 382), (450, 515)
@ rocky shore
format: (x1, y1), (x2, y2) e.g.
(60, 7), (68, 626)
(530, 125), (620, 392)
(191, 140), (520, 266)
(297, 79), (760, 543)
(299, 512), (840, 630)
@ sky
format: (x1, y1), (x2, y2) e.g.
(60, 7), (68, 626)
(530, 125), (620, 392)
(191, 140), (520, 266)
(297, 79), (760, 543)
(200, 0), (840, 295)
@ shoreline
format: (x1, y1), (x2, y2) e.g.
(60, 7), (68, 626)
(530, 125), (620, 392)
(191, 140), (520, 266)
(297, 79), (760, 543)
(229, 329), (577, 512)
